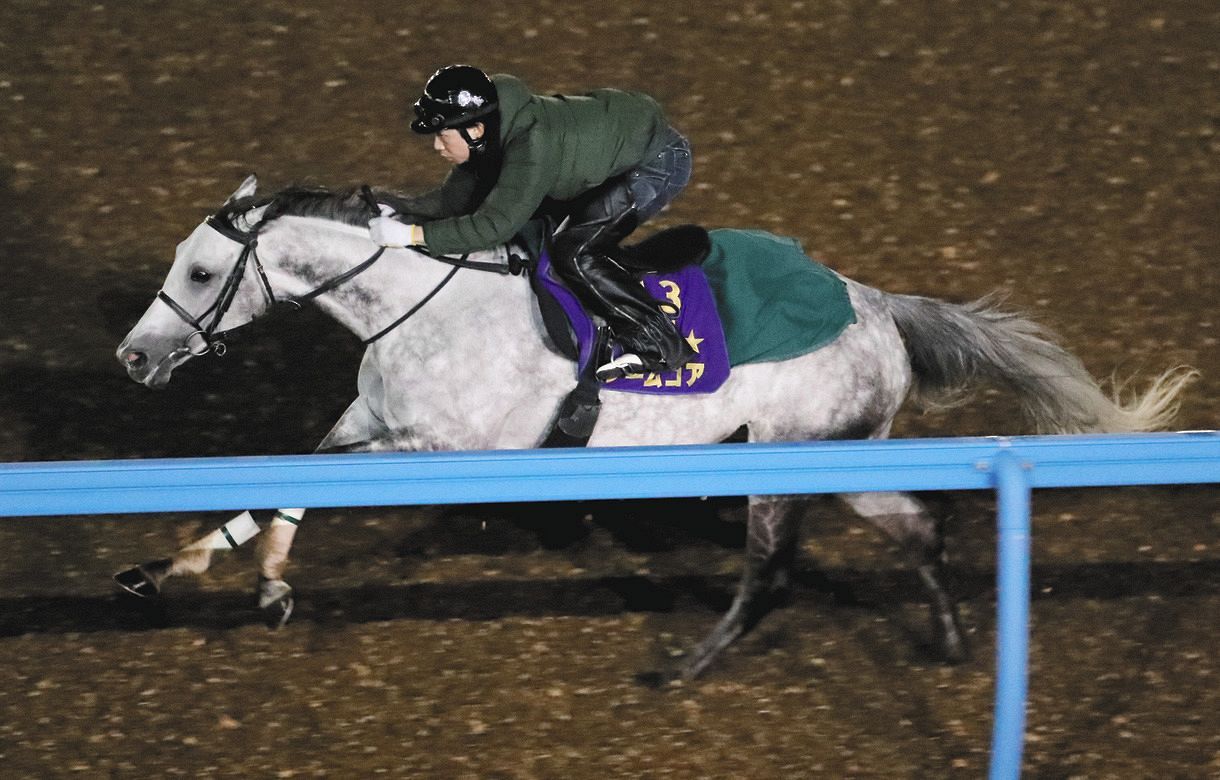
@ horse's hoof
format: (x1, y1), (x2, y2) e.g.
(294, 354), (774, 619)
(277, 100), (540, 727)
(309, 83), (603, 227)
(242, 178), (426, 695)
(942, 637), (970, 665)
(258, 579), (294, 629)
(932, 611), (970, 664)
(634, 669), (684, 690)
(264, 594), (294, 630)
(114, 562), (166, 598)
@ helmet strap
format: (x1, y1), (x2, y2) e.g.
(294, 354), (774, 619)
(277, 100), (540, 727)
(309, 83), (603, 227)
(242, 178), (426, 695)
(458, 125), (487, 154)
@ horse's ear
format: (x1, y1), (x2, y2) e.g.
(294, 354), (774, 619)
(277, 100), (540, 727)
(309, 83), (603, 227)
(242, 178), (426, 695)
(225, 174), (259, 204)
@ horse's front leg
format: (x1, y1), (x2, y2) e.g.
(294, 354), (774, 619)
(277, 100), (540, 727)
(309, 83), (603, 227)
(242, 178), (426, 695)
(254, 509), (304, 628)
(114, 505), (306, 625)
(255, 394), (388, 627)
(676, 495), (805, 680)
(115, 395), (383, 629)
(114, 510), (264, 597)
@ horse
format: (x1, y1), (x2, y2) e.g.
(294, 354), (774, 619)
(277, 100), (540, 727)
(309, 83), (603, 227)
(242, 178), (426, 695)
(115, 175), (1194, 680)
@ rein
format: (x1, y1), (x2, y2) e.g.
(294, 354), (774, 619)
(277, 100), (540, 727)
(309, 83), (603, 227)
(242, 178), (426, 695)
(157, 203), (523, 357)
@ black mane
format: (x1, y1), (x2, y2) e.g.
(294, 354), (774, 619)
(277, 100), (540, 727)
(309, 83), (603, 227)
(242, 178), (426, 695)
(214, 185), (423, 230)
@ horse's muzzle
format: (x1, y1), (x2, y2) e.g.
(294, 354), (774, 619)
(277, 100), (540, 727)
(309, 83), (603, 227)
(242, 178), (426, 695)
(122, 350), (148, 371)
(116, 342), (178, 388)
(118, 349), (155, 387)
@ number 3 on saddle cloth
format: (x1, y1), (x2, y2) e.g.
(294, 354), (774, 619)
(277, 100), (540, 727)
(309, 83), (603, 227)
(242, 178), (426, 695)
(535, 243), (730, 396)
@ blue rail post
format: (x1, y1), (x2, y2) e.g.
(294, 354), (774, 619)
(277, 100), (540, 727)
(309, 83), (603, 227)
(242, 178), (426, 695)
(990, 448), (1033, 779)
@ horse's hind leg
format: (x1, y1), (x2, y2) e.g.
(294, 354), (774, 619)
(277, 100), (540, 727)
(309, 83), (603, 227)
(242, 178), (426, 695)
(837, 491), (968, 663)
(678, 495), (804, 680)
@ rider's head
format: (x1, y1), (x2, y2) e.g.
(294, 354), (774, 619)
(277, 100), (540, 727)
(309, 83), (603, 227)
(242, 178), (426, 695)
(411, 65), (499, 165)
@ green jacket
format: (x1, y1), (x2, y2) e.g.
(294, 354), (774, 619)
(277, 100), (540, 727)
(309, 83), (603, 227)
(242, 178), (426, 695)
(409, 75), (671, 254)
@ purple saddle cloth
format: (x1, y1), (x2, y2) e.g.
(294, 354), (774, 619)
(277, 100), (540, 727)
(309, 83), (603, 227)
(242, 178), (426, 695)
(536, 249), (730, 394)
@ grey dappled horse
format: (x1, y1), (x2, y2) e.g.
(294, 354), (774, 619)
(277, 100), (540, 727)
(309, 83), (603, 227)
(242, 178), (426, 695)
(116, 176), (1193, 679)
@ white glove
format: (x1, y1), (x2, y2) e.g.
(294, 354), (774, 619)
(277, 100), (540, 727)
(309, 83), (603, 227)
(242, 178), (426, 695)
(368, 211), (424, 247)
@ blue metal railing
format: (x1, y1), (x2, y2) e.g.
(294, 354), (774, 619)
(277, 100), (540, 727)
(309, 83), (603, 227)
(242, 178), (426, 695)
(991, 450), (1033, 780)
(1, 431), (1217, 778)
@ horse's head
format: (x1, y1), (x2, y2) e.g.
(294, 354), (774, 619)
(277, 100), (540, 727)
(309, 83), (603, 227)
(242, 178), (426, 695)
(117, 175), (277, 388)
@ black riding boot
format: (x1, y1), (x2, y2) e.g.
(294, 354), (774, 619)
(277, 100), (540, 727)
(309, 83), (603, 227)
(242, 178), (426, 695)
(576, 250), (695, 374)
(551, 182), (694, 378)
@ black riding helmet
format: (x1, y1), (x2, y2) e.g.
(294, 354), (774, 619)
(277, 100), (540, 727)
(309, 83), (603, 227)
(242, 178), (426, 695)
(411, 65), (499, 138)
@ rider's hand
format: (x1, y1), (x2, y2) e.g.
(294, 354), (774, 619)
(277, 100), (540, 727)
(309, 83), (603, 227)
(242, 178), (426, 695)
(368, 215), (424, 248)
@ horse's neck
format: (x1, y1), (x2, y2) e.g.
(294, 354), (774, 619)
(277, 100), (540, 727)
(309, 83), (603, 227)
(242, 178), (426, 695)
(261, 216), (532, 345)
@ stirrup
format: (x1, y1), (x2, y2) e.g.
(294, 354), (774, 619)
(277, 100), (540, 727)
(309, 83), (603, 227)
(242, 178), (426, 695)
(595, 353), (647, 382)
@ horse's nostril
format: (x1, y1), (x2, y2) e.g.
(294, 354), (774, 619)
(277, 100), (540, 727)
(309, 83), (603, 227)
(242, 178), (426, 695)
(124, 351), (148, 369)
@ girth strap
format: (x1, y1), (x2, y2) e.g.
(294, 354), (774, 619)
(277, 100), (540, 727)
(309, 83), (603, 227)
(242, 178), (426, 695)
(539, 326), (607, 448)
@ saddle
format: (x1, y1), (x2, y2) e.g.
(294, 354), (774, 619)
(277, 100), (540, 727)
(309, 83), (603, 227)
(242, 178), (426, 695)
(613, 224), (716, 274)
(521, 222), (731, 385)
(515, 220), (732, 446)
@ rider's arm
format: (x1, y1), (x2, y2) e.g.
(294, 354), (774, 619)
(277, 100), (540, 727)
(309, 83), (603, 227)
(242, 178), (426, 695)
(399, 165), (479, 220)
(420, 135), (552, 254)
(371, 167), (480, 247)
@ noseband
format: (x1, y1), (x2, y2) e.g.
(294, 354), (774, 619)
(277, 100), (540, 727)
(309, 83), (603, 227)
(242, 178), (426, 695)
(156, 214), (279, 357)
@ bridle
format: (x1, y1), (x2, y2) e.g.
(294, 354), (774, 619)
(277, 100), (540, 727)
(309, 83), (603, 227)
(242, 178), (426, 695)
(155, 194), (526, 359)
(155, 212), (284, 357)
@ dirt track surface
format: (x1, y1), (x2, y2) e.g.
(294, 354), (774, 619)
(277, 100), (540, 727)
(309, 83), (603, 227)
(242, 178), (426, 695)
(1, 1), (1217, 777)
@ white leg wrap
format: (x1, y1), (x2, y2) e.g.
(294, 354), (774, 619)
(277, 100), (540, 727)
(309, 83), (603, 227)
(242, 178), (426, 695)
(184, 511), (262, 551)
(168, 511), (261, 576)
(272, 508), (305, 527)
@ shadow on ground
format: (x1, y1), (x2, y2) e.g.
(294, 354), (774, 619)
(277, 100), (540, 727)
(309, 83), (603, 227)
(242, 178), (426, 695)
(1, 303), (361, 461)
(4, 559), (1216, 637)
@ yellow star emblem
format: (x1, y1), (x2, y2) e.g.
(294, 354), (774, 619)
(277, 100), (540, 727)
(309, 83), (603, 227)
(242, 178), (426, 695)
(685, 330), (704, 353)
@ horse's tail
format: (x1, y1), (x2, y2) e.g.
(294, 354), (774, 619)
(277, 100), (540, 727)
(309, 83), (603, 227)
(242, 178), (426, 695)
(885, 291), (1197, 433)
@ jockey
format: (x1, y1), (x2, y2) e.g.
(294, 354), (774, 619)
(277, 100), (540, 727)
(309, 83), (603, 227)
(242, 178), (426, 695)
(368, 64), (695, 381)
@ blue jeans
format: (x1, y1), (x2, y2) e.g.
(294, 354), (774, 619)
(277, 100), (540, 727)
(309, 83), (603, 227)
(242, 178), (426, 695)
(628, 127), (693, 222)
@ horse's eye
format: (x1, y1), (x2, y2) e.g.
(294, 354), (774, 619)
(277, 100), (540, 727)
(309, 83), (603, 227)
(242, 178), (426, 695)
(190, 268), (212, 283)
